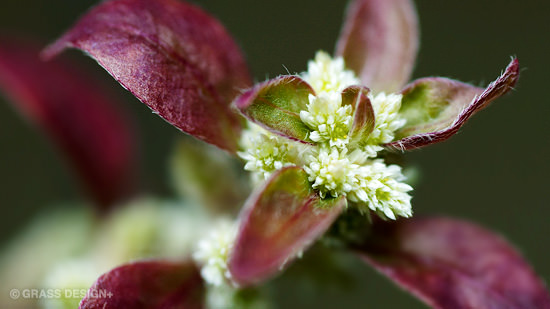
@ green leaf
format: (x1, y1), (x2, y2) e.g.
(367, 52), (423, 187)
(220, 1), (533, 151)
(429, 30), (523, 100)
(387, 59), (519, 150)
(235, 76), (314, 143)
(396, 78), (482, 139)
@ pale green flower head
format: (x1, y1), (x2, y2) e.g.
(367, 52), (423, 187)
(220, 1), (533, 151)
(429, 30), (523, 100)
(193, 219), (238, 287)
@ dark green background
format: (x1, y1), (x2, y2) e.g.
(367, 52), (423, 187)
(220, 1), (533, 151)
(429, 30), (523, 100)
(1, 1), (548, 308)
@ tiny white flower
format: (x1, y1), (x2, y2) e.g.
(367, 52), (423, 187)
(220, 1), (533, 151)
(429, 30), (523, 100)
(301, 51), (361, 94)
(303, 147), (357, 198)
(238, 124), (297, 183)
(304, 148), (412, 220)
(349, 160), (413, 219)
(193, 219), (238, 287)
(300, 93), (352, 147)
(366, 92), (407, 145)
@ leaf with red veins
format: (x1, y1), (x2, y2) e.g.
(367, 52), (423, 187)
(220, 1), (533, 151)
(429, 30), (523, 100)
(235, 75), (314, 143)
(80, 260), (204, 309)
(341, 86), (375, 145)
(355, 216), (550, 309)
(386, 59), (519, 151)
(44, 0), (252, 152)
(0, 39), (136, 210)
(336, 0), (419, 93)
(228, 167), (346, 286)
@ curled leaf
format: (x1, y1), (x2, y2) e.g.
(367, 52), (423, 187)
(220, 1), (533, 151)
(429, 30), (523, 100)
(80, 260), (204, 309)
(387, 58), (520, 151)
(228, 167), (345, 286)
(341, 86), (375, 145)
(0, 39), (136, 210)
(355, 216), (550, 309)
(336, 0), (419, 93)
(45, 0), (252, 152)
(234, 76), (314, 143)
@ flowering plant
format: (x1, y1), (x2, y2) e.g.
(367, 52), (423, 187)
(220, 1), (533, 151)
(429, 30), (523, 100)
(0, 0), (549, 308)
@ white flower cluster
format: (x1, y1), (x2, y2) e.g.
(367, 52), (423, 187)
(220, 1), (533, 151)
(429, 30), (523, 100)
(367, 92), (407, 145)
(305, 148), (412, 219)
(300, 92), (353, 148)
(238, 124), (297, 183)
(193, 219), (237, 287)
(301, 51), (361, 94)
(239, 51), (412, 220)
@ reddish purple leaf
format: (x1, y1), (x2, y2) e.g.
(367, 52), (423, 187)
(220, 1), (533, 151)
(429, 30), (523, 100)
(336, 0), (419, 93)
(0, 39), (136, 210)
(386, 59), (519, 151)
(228, 167), (346, 286)
(80, 260), (204, 309)
(234, 75), (314, 143)
(355, 216), (550, 309)
(341, 86), (375, 145)
(45, 0), (252, 152)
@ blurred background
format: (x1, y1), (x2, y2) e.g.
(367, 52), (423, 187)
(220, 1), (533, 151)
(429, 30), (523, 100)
(0, 0), (548, 308)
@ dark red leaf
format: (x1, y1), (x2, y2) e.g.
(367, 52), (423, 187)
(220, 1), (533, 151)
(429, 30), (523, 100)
(45, 0), (252, 152)
(386, 59), (519, 151)
(80, 260), (204, 309)
(228, 167), (345, 286)
(0, 38), (136, 210)
(355, 216), (550, 309)
(336, 0), (419, 93)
